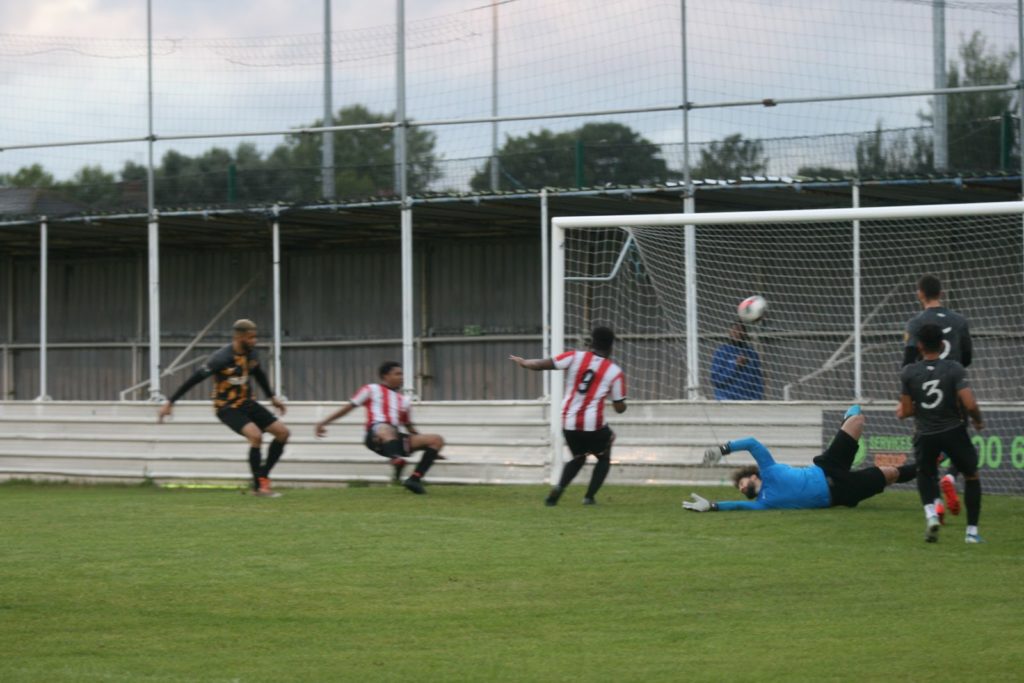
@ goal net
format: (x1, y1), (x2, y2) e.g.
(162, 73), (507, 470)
(552, 201), (1024, 494)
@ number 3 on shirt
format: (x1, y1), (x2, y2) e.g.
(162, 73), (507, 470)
(577, 369), (595, 394)
(921, 378), (943, 409)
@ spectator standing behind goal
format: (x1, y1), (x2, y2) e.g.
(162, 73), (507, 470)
(710, 322), (764, 400)
(158, 319), (290, 497)
(903, 274), (974, 519)
(898, 323), (985, 544)
(314, 361), (445, 495)
(510, 326), (627, 506)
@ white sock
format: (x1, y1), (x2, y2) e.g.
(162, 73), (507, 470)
(924, 504), (936, 520)
(967, 525), (979, 536)
(933, 497), (943, 507)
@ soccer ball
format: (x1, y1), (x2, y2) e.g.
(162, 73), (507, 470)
(737, 295), (767, 323)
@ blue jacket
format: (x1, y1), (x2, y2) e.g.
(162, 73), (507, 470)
(710, 342), (764, 400)
(716, 437), (831, 511)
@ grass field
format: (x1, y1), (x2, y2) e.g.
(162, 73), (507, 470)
(1, 481), (1022, 682)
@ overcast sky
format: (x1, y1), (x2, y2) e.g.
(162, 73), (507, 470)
(1, 1), (1019, 184)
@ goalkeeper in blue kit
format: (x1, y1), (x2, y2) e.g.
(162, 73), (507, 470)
(683, 407), (917, 512)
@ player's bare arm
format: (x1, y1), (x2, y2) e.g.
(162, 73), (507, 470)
(958, 387), (983, 431)
(314, 402), (356, 437)
(509, 355), (555, 371)
(896, 393), (915, 419)
(612, 399), (627, 414)
(157, 401), (173, 423)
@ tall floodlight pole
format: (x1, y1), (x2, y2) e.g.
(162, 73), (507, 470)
(322, 0), (336, 199)
(490, 1), (500, 191)
(396, 0), (415, 394)
(933, 1), (949, 172)
(146, 0), (162, 400)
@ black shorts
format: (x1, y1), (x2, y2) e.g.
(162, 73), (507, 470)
(563, 426), (614, 458)
(813, 429), (887, 508)
(364, 423), (411, 457)
(913, 425), (978, 478)
(216, 400), (278, 435)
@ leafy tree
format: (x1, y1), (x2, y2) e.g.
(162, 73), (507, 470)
(690, 133), (768, 179)
(858, 32), (1017, 176)
(795, 165), (853, 179)
(920, 31), (1018, 172)
(855, 122), (931, 177)
(56, 165), (120, 207)
(0, 163), (55, 188)
(471, 122), (672, 190)
(271, 104), (440, 200)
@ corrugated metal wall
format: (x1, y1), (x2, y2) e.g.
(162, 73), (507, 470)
(2, 236), (546, 401)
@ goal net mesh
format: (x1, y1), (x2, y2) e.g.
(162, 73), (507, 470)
(562, 209), (1024, 403)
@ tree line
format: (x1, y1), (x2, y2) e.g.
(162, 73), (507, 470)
(1, 32), (1017, 211)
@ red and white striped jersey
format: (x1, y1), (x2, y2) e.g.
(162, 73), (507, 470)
(554, 350), (627, 431)
(350, 383), (411, 431)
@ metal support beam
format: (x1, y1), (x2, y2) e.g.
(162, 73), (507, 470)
(540, 188), (551, 398)
(272, 206), (285, 397)
(35, 217), (50, 401)
(490, 1), (500, 191)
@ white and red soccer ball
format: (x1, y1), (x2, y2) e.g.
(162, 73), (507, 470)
(737, 295), (767, 323)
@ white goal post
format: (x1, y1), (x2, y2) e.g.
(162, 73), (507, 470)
(550, 201), (1024, 491)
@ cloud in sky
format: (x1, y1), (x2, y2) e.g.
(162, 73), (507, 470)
(0, 0), (1019, 184)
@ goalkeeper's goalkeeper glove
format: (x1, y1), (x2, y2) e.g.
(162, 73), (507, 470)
(702, 442), (731, 466)
(682, 493), (718, 512)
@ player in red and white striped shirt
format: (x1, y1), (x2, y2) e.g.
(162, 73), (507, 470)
(314, 361), (445, 494)
(510, 326), (627, 506)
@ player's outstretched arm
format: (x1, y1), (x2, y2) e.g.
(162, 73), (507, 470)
(157, 367), (213, 422)
(314, 403), (356, 437)
(725, 437), (775, 469)
(509, 355), (555, 371)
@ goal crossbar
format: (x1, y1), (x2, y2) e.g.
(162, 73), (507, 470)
(552, 200), (1024, 230)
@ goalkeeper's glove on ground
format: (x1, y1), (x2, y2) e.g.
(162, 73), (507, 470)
(702, 442), (731, 466)
(682, 493), (718, 512)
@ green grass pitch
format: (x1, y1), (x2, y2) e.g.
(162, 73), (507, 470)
(1, 481), (1022, 682)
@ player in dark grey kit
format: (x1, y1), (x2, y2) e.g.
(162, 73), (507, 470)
(898, 323), (984, 543)
(158, 319), (290, 497)
(902, 274), (973, 519)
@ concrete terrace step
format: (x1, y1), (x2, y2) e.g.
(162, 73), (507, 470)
(0, 400), (840, 484)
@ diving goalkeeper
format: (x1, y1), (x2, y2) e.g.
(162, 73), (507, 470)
(683, 406), (917, 512)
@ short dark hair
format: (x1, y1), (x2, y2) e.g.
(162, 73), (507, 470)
(917, 323), (944, 353)
(232, 318), (257, 334)
(590, 326), (615, 353)
(731, 464), (760, 487)
(917, 275), (941, 300)
(378, 361), (402, 378)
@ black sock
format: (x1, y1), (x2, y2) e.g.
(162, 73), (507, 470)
(897, 464), (917, 483)
(965, 477), (982, 527)
(558, 456), (587, 489)
(262, 440), (285, 477)
(412, 448), (439, 479)
(248, 447), (262, 489)
(585, 455), (611, 499)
